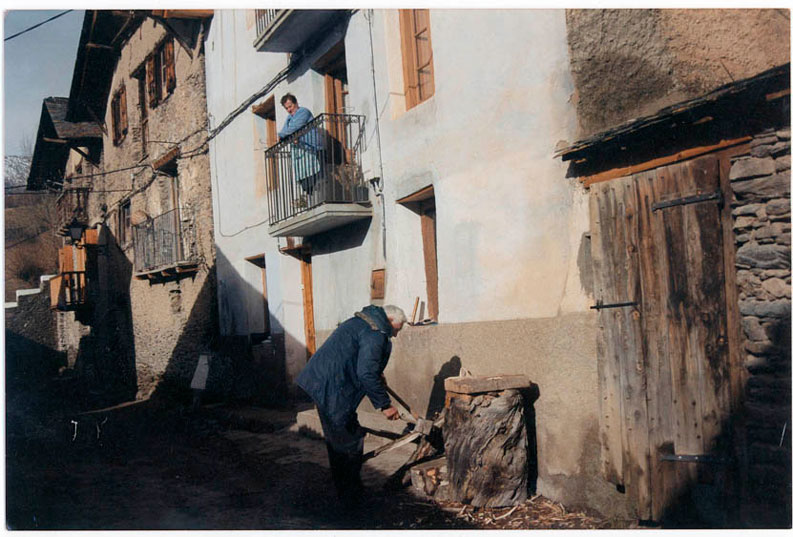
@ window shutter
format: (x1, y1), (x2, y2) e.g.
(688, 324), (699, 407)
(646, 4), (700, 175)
(119, 85), (128, 136)
(146, 55), (158, 107)
(164, 39), (176, 93)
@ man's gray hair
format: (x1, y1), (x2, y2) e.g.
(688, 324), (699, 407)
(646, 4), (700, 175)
(383, 304), (407, 324)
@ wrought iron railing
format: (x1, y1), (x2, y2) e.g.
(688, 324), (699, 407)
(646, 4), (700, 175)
(56, 187), (90, 233)
(255, 9), (283, 41)
(132, 207), (197, 273)
(265, 113), (367, 226)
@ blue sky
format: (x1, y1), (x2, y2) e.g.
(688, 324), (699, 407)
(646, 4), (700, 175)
(3, 10), (84, 156)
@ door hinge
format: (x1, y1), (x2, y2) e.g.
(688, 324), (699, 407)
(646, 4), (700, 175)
(652, 190), (723, 212)
(660, 453), (731, 465)
(590, 299), (638, 310)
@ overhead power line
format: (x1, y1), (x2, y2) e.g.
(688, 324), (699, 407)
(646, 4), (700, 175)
(5, 10), (74, 42)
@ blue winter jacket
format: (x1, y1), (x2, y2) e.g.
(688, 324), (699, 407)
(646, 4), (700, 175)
(296, 305), (394, 427)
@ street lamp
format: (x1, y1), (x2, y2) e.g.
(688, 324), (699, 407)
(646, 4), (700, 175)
(67, 220), (84, 246)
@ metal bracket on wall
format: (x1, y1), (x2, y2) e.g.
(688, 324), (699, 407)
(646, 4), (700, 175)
(590, 300), (638, 310)
(660, 454), (732, 465)
(651, 190), (723, 212)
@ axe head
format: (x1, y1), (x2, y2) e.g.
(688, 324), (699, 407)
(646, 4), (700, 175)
(415, 417), (433, 436)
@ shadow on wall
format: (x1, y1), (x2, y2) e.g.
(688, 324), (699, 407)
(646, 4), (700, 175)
(308, 217), (371, 256)
(71, 225), (138, 409)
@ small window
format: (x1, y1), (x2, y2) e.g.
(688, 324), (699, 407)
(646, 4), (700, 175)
(399, 9), (435, 110)
(118, 200), (131, 246)
(111, 85), (128, 146)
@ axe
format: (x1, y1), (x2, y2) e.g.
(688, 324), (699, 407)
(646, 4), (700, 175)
(363, 385), (442, 461)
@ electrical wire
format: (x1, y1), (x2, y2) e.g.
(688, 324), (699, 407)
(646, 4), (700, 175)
(4, 10), (74, 42)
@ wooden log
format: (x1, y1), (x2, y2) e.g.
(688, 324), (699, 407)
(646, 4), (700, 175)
(444, 374), (533, 394)
(409, 457), (448, 498)
(443, 389), (529, 507)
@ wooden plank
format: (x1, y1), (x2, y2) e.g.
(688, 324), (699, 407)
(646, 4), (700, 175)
(634, 168), (672, 520)
(420, 199), (438, 320)
(370, 268), (385, 300)
(581, 137), (752, 188)
(84, 228), (100, 245)
(300, 254), (316, 357)
(396, 185), (434, 205)
(684, 156), (731, 449)
(613, 175), (653, 518)
(589, 182), (625, 486)
(444, 374), (533, 394)
(49, 275), (63, 309)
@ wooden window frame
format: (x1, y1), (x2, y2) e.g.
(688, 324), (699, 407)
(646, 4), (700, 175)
(118, 200), (131, 246)
(147, 38), (176, 109)
(399, 9), (435, 110)
(253, 97), (279, 192)
(245, 254), (271, 337)
(132, 66), (149, 158)
(111, 84), (128, 146)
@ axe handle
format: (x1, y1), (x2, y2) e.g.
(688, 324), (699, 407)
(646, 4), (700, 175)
(385, 385), (417, 422)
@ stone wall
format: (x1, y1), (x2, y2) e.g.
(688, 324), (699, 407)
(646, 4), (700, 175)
(729, 127), (791, 526)
(57, 16), (217, 404)
(5, 278), (66, 384)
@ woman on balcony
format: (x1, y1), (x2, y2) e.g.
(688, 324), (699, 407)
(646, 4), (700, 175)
(279, 94), (321, 198)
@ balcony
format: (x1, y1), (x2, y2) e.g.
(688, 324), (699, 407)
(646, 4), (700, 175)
(253, 9), (346, 52)
(56, 187), (90, 235)
(50, 272), (87, 311)
(132, 207), (200, 280)
(50, 243), (88, 311)
(265, 113), (371, 237)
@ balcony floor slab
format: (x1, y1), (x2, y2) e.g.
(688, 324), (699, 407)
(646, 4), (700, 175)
(268, 203), (372, 238)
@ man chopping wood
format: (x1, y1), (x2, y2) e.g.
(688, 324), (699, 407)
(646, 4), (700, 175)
(296, 304), (407, 507)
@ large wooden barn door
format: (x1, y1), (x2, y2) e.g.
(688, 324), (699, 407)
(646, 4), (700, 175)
(591, 150), (741, 521)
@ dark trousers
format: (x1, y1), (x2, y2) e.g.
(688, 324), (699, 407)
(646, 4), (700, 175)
(317, 409), (365, 505)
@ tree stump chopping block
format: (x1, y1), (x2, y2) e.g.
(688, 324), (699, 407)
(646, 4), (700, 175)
(443, 374), (533, 508)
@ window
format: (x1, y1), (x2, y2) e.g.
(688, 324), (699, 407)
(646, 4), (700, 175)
(132, 66), (148, 157)
(111, 84), (128, 146)
(397, 185), (438, 320)
(146, 38), (176, 108)
(399, 9), (435, 110)
(253, 97), (278, 192)
(118, 200), (131, 245)
(245, 254), (270, 340)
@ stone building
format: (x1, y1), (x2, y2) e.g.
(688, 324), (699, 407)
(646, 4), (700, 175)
(28, 10), (217, 406)
(203, 8), (789, 525)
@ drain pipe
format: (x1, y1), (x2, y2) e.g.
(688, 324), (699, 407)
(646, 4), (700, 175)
(367, 9), (387, 261)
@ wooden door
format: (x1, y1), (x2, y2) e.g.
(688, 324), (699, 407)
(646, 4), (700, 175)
(591, 149), (742, 521)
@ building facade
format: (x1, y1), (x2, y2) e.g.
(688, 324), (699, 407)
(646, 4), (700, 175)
(204, 8), (790, 523)
(32, 11), (217, 405)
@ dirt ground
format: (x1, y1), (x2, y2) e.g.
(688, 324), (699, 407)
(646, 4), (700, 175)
(6, 383), (627, 530)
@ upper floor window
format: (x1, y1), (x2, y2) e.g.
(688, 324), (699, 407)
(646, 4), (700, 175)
(146, 38), (176, 108)
(399, 9), (435, 110)
(118, 200), (131, 246)
(111, 84), (128, 146)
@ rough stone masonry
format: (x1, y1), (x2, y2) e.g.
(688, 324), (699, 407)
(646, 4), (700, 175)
(729, 126), (791, 521)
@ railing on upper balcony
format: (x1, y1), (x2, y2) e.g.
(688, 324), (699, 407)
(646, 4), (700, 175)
(56, 187), (90, 233)
(132, 207), (197, 274)
(265, 113), (367, 226)
(255, 9), (283, 41)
